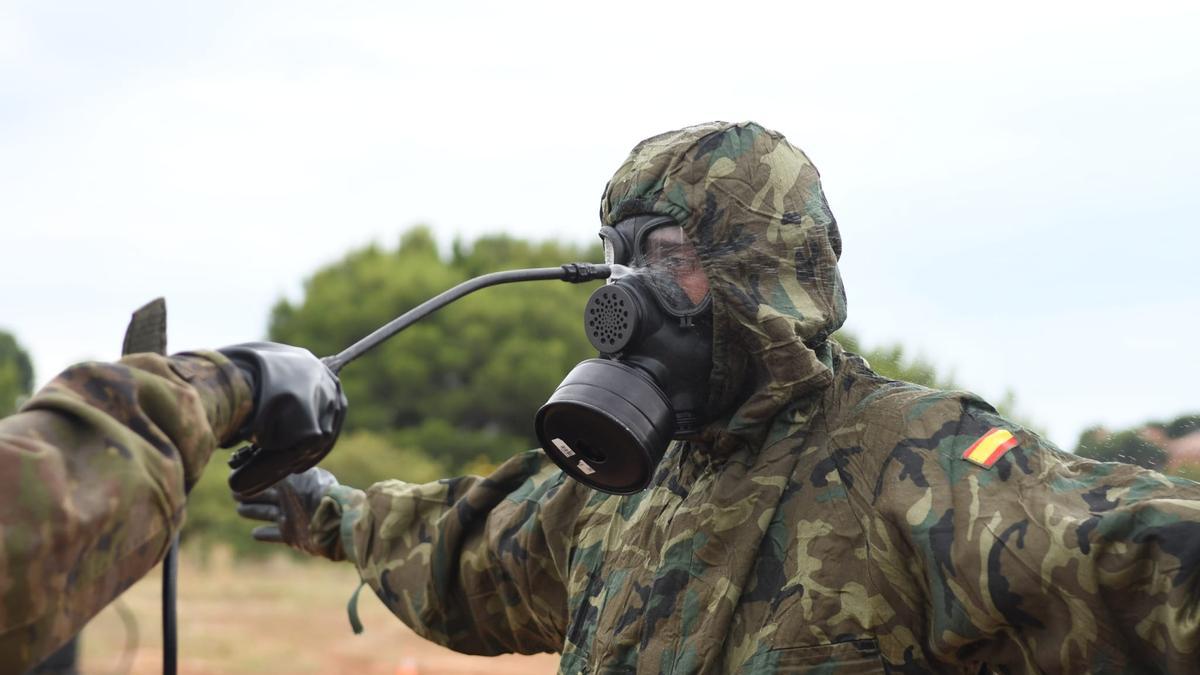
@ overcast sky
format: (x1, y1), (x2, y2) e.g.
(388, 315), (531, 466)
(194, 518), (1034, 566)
(1, 0), (1196, 448)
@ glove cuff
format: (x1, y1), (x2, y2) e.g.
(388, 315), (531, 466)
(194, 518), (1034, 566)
(213, 343), (268, 443)
(164, 351), (256, 448)
(310, 484), (366, 563)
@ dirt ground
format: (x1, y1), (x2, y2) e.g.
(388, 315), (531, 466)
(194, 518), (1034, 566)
(78, 548), (559, 674)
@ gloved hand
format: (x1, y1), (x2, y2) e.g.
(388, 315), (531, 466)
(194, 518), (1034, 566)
(218, 341), (347, 496)
(235, 467), (340, 555)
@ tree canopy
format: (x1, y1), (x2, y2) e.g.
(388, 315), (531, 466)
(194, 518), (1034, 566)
(1074, 412), (1200, 474)
(1073, 427), (1169, 471)
(0, 330), (33, 416)
(832, 332), (954, 390)
(268, 227), (603, 470)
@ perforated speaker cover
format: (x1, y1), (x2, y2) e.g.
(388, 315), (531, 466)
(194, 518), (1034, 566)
(586, 285), (639, 354)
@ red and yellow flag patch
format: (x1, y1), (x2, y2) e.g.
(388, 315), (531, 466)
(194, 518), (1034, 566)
(962, 428), (1018, 468)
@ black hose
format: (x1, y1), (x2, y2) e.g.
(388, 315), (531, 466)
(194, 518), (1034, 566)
(162, 536), (178, 675)
(323, 263), (609, 373)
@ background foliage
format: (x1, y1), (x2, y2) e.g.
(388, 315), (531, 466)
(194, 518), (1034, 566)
(0, 330), (34, 416)
(269, 227), (603, 469)
(1073, 412), (1200, 476)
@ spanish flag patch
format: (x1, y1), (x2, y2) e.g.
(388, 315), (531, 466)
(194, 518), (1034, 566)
(962, 428), (1018, 468)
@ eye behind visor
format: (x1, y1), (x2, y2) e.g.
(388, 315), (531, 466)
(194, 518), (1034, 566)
(599, 217), (711, 317)
(637, 224), (710, 316)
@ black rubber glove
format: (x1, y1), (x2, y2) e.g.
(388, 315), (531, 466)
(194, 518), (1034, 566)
(235, 467), (339, 555)
(218, 341), (347, 497)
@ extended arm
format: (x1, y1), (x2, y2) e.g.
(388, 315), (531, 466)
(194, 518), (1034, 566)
(1, 341), (345, 671)
(255, 450), (584, 655)
(0, 352), (252, 669)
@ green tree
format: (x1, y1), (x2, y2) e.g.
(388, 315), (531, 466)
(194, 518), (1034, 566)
(1073, 426), (1168, 471)
(834, 330), (1027, 422)
(1166, 414), (1200, 439)
(1071, 413), (1200, 476)
(834, 331), (956, 389)
(269, 226), (601, 473)
(0, 330), (34, 416)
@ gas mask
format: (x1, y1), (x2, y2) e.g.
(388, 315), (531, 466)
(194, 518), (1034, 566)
(536, 215), (713, 494)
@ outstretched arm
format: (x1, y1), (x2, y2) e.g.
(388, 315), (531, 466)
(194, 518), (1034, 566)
(0, 352), (253, 669)
(310, 450), (585, 655)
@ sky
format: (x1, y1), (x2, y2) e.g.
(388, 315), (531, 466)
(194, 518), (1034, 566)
(1, 0), (1197, 448)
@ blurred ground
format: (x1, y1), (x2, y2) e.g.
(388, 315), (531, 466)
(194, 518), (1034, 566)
(78, 548), (559, 674)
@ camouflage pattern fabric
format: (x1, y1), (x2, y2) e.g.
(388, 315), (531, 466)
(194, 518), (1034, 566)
(0, 351), (252, 671)
(313, 122), (1200, 673)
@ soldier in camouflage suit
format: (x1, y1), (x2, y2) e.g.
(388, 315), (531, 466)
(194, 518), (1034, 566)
(248, 122), (1200, 673)
(0, 343), (343, 672)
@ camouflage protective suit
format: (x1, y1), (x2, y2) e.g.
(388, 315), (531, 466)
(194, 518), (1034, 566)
(310, 122), (1200, 673)
(0, 352), (252, 671)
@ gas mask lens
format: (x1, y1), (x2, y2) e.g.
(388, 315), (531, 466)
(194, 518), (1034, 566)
(638, 225), (708, 315)
(537, 218), (714, 494)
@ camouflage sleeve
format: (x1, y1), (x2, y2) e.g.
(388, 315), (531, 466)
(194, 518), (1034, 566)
(314, 449), (582, 656)
(860, 397), (1200, 672)
(0, 351), (253, 670)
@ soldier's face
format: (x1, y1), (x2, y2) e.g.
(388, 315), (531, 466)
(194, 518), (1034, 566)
(641, 225), (710, 308)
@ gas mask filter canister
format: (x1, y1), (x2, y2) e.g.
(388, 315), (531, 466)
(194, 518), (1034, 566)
(536, 216), (712, 494)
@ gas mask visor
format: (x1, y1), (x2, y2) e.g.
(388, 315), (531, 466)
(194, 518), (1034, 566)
(536, 216), (712, 494)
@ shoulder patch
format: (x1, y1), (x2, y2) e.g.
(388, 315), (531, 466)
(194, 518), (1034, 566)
(962, 427), (1018, 469)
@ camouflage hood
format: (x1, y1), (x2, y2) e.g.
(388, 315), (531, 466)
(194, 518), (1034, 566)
(600, 122), (847, 452)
